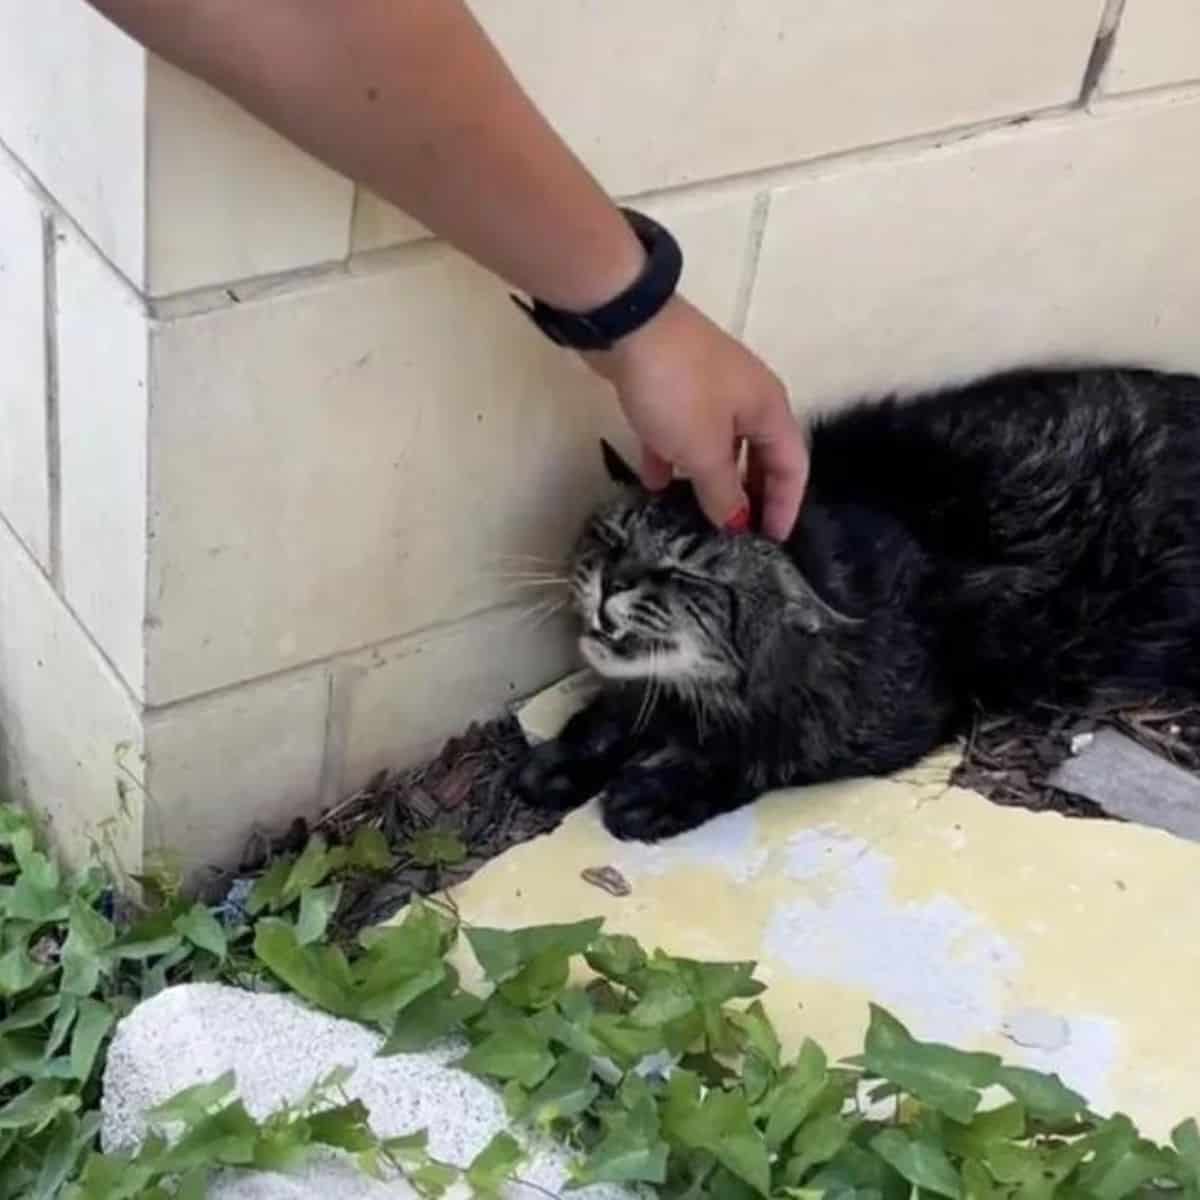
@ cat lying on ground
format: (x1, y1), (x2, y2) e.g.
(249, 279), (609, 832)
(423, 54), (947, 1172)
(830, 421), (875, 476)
(515, 366), (1200, 841)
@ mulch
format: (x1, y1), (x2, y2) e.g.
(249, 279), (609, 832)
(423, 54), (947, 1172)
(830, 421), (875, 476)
(211, 716), (567, 939)
(204, 693), (1200, 941)
(950, 697), (1200, 820)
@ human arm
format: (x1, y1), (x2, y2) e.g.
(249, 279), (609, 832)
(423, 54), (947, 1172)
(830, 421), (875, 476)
(85, 0), (809, 536)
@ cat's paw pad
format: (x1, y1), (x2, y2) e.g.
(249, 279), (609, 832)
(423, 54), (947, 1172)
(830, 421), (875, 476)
(513, 741), (596, 813)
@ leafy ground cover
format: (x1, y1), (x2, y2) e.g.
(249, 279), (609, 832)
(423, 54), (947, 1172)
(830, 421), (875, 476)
(0, 803), (1196, 1199)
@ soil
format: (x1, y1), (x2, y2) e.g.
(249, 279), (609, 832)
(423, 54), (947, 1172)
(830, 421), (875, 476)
(202, 695), (1200, 941)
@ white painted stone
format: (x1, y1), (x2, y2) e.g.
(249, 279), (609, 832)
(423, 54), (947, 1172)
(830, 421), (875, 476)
(0, 0), (146, 283)
(0, 517), (144, 873)
(145, 58), (354, 296)
(102, 983), (630, 1200)
(56, 226), (149, 696)
(1104, 0), (1200, 94)
(0, 163), (49, 567)
(469, 0), (1103, 196)
(746, 98), (1200, 416)
(144, 670), (329, 876)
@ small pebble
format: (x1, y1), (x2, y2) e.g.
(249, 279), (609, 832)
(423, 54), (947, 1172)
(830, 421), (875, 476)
(1069, 731), (1095, 755)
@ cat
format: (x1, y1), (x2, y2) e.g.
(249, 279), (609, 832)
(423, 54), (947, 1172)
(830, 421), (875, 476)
(515, 366), (1200, 842)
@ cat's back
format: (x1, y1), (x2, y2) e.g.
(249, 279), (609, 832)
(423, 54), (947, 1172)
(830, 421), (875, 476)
(807, 366), (1200, 555)
(806, 366), (1200, 702)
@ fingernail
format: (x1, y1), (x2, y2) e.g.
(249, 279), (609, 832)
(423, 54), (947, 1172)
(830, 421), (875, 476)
(724, 504), (752, 533)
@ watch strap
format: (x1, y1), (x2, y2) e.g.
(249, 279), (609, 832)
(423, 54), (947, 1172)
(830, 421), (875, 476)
(511, 208), (683, 351)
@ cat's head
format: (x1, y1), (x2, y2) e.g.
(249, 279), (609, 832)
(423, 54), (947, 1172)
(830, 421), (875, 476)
(569, 442), (845, 691)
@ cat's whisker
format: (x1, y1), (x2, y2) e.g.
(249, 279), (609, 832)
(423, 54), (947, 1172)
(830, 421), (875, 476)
(503, 595), (569, 635)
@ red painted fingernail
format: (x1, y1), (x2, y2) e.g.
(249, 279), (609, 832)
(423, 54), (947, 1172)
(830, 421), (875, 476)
(724, 504), (752, 533)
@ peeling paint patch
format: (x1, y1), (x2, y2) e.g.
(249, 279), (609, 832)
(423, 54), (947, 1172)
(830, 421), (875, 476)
(763, 828), (1021, 1043)
(612, 804), (769, 883)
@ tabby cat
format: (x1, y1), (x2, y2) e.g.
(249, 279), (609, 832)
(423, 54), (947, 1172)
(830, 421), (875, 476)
(515, 367), (1200, 841)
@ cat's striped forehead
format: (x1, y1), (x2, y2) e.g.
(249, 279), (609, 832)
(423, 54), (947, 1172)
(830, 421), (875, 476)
(581, 493), (729, 571)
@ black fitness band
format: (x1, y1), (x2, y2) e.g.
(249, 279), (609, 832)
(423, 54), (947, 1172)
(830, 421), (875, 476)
(511, 207), (684, 352)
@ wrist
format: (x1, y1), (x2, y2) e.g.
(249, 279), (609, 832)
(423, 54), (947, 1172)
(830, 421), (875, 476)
(512, 208), (682, 352)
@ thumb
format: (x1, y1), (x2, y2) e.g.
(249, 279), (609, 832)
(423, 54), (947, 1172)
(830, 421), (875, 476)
(688, 457), (750, 532)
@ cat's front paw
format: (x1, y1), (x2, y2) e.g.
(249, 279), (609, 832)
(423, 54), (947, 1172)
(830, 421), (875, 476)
(513, 740), (602, 814)
(600, 774), (703, 842)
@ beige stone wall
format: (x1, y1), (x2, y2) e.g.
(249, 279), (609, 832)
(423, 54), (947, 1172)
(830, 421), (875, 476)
(2, 0), (1200, 873)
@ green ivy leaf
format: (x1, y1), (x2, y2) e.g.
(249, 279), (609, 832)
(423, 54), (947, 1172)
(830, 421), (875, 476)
(247, 859), (291, 916)
(942, 1103), (1026, 1159)
(379, 983), (482, 1056)
(1173, 1119), (1200, 1186)
(174, 903), (228, 961)
(763, 1039), (829, 1148)
(293, 883), (340, 946)
(863, 1006), (999, 1123)
(527, 1052), (599, 1126)
(346, 827), (393, 872)
(671, 957), (765, 1006)
(355, 960), (446, 1027)
(584, 934), (647, 983)
(457, 1026), (556, 1088)
(589, 1014), (669, 1066)
(993, 1065), (1087, 1124)
(252, 920), (357, 1017)
(0, 943), (49, 997)
(784, 1114), (858, 1184)
(148, 1072), (238, 1126)
(0, 993), (60, 1035)
(871, 1130), (962, 1199)
(307, 1101), (376, 1153)
(405, 830), (468, 868)
(358, 899), (457, 971)
(0, 1080), (79, 1135)
(499, 949), (571, 1010)
(410, 1160), (460, 1198)
(68, 999), (115, 1083)
(730, 999), (781, 1068)
(278, 835), (339, 908)
(60, 898), (115, 996)
(466, 918), (603, 984)
(573, 1127), (670, 1188)
(466, 1131), (524, 1195)
(111, 910), (184, 962)
(663, 1073), (771, 1196)
(629, 973), (695, 1027)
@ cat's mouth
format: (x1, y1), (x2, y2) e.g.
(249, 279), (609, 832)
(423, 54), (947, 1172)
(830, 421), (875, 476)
(579, 630), (674, 676)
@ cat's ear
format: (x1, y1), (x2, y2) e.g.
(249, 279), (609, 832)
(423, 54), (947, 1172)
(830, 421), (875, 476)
(601, 439), (641, 487)
(775, 564), (859, 634)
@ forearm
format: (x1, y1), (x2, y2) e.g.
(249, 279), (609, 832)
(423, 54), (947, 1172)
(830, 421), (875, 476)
(87, 0), (644, 309)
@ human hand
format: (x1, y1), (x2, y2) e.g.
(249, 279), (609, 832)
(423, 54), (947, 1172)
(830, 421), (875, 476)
(583, 296), (810, 540)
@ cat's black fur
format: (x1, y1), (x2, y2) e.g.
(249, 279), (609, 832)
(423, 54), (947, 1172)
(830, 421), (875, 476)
(515, 367), (1200, 841)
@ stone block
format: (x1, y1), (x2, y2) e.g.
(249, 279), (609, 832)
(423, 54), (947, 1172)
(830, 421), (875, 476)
(56, 226), (149, 694)
(144, 669), (330, 876)
(337, 606), (576, 798)
(0, 518), (144, 872)
(746, 99), (1200, 416)
(0, 162), (50, 567)
(145, 58), (354, 296)
(1104, 0), (1200, 94)
(469, 0), (1104, 196)
(0, 0), (146, 283)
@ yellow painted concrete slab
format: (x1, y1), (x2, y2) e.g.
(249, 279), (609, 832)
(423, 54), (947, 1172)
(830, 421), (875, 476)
(451, 741), (1200, 1138)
